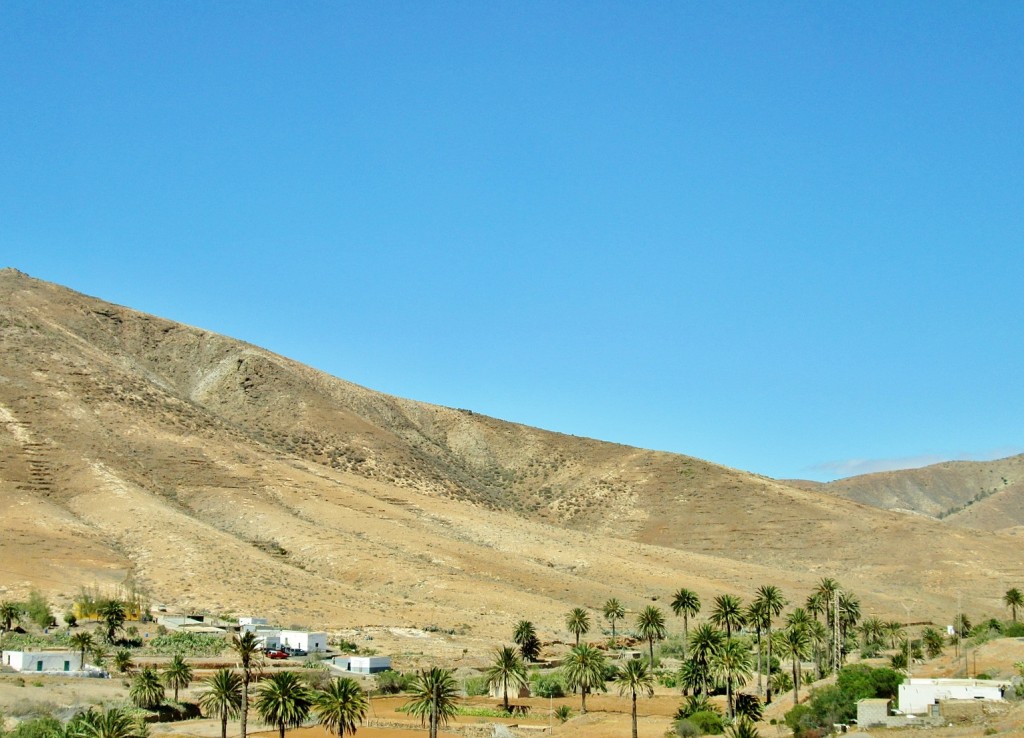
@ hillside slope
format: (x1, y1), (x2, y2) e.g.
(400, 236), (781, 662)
(808, 456), (1024, 530)
(1, 267), (1021, 630)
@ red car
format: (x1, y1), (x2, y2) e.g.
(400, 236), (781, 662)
(265, 649), (288, 659)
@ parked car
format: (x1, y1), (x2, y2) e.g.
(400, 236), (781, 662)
(265, 649), (288, 659)
(285, 647), (307, 657)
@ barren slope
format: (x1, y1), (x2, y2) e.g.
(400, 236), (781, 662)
(806, 456), (1024, 530)
(1, 267), (1021, 632)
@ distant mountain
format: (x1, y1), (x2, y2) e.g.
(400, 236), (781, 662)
(2, 267), (1021, 631)
(805, 456), (1024, 530)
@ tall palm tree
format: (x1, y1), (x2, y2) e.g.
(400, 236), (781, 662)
(711, 639), (754, 719)
(66, 706), (138, 738)
(405, 667), (459, 738)
(636, 605), (668, 666)
(838, 591), (861, 665)
(603, 598), (626, 645)
(807, 620), (829, 679)
(485, 646), (528, 711)
(710, 594), (746, 642)
(617, 658), (654, 738)
(688, 623), (725, 696)
(130, 666), (165, 709)
(562, 643), (607, 714)
(671, 588), (701, 655)
(0, 601), (21, 632)
(813, 578), (839, 671)
(232, 630), (263, 738)
(513, 620), (541, 662)
(70, 631), (95, 669)
(774, 625), (810, 705)
(1005, 588), (1023, 622)
(566, 607), (591, 646)
(745, 599), (768, 699)
(164, 652), (193, 702)
(199, 668), (244, 738)
(254, 671), (313, 738)
(97, 599), (126, 644)
(314, 677), (368, 737)
(805, 592), (825, 623)
(753, 585), (787, 704)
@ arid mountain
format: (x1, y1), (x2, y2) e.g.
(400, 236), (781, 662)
(799, 456), (1024, 531)
(2, 267), (1022, 638)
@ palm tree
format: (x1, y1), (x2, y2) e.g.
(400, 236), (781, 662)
(164, 652), (193, 702)
(813, 578), (839, 671)
(66, 706), (138, 738)
(711, 639), (754, 718)
(232, 630), (263, 738)
(676, 658), (704, 697)
(562, 643), (607, 714)
(70, 631), (95, 669)
(727, 716), (762, 738)
(688, 623), (724, 696)
(671, 588), (701, 655)
(1005, 588), (1023, 622)
(513, 620), (541, 663)
(836, 591), (861, 666)
(113, 649), (134, 675)
(636, 605), (668, 666)
(0, 601), (21, 632)
(566, 607), (590, 646)
(485, 646), (527, 712)
(774, 625), (810, 705)
(97, 599), (126, 644)
(745, 599), (768, 699)
(616, 658), (654, 738)
(921, 627), (945, 659)
(807, 620), (829, 679)
(199, 668), (244, 738)
(603, 598), (626, 645)
(884, 620), (905, 651)
(753, 585), (787, 704)
(710, 594), (745, 642)
(859, 617), (885, 650)
(255, 671), (313, 738)
(405, 667), (459, 738)
(130, 666), (165, 709)
(314, 677), (368, 737)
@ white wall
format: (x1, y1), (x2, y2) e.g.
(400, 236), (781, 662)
(5, 651), (84, 673)
(899, 679), (1006, 715)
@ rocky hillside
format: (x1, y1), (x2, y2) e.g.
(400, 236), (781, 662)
(2, 267), (1022, 631)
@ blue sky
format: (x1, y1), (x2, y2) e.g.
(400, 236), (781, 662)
(2, 2), (1022, 481)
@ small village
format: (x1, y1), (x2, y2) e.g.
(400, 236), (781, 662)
(3, 584), (1024, 738)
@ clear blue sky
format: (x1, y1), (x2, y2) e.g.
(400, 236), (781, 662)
(2, 2), (1022, 481)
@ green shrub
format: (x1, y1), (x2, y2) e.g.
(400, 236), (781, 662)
(735, 693), (763, 722)
(530, 671), (566, 698)
(554, 705), (572, 722)
(673, 719), (700, 738)
(6, 716), (64, 738)
(687, 710), (725, 735)
(375, 670), (413, 694)
(463, 676), (488, 696)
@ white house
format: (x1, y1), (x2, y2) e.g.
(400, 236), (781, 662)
(333, 656), (391, 674)
(899, 678), (1008, 715)
(247, 627), (327, 653)
(278, 630), (327, 653)
(239, 617), (268, 627)
(4, 651), (84, 674)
